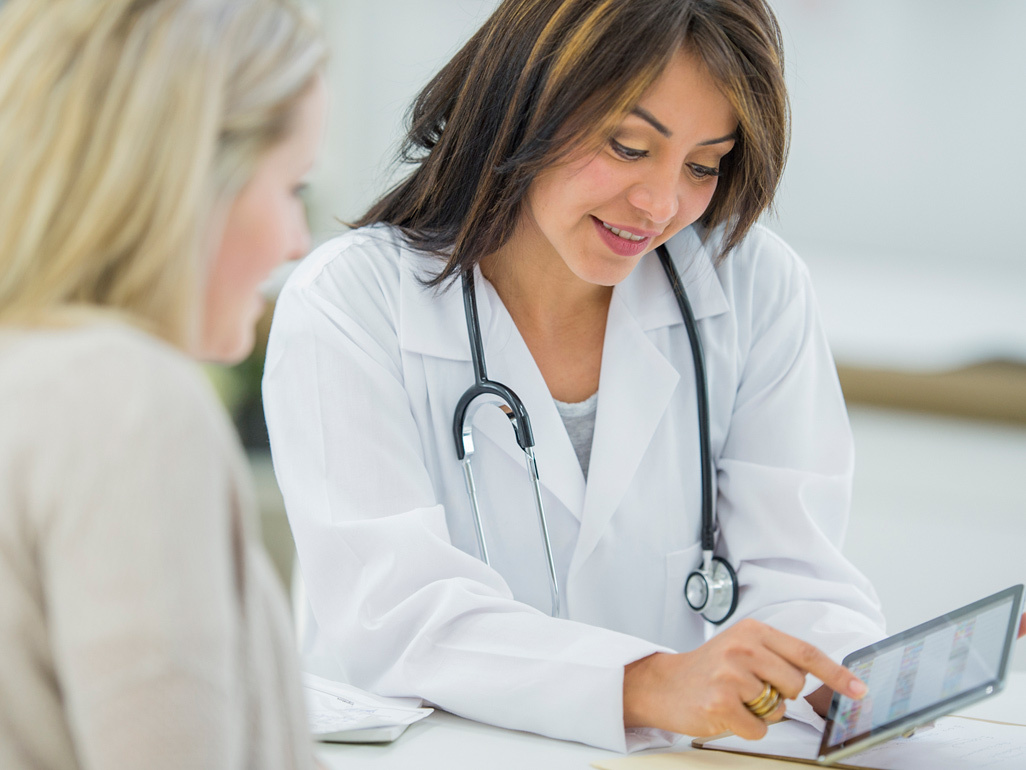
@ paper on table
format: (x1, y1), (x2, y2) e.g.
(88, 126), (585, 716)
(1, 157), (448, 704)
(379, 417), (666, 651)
(592, 750), (806, 769)
(592, 717), (1026, 770)
(698, 719), (819, 763)
(302, 673), (433, 737)
(701, 716), (1026, 769)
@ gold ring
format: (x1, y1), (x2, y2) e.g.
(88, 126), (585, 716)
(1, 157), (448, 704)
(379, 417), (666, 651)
(744, 683), (782, 719)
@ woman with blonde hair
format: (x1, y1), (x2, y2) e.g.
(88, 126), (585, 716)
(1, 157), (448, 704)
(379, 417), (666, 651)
(0, 1), (327, 767)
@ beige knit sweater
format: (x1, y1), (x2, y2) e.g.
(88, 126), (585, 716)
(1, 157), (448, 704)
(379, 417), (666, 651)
(0, 322), (313, 770)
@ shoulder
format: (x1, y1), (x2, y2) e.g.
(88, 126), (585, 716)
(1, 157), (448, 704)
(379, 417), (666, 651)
(87, 323), (224, 426)
(690, 223), (817, 336)
(707, 226), (830, 370)
(272, 224), (455, 359)
(715, 224), (814, 304)
(0, 321), (247, 536)
(283, 224), (444, 308)
(1, 321), (233, 464)
(712, 223), (811, 294)
(1, 320), (208, 399)
(287, 224), (403, 291)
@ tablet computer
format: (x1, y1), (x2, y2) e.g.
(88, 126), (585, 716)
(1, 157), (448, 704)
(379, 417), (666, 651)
(817, 584), (1024, 765)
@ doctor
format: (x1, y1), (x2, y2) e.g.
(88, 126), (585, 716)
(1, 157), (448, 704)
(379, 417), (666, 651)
(264, 0), (886, 753)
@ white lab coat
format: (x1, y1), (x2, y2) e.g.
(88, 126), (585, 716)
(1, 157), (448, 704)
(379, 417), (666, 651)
(262, 222), (885, 752)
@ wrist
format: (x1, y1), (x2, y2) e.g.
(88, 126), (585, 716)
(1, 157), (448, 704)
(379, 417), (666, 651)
(623, 652), (668, 728)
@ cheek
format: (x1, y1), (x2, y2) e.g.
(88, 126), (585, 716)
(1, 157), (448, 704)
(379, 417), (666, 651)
(223, 199), (290, 277)
(203, 245), (249, 333)
(569, 160), (625, 206)
(211, 229), (258, 292)
(206, 210), (274, 312)
(533, 155), (622, 219)
(700, 178), (720, 209)
(677, 179), (720, 227)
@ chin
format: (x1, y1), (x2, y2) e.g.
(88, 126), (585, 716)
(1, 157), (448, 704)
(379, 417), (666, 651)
(222, 334), (255, 365)
(199, 329), (254, 365)
(574, 256), (643, 287)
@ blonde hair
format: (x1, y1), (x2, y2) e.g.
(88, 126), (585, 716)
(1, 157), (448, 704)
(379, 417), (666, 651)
(0, 0), (326, 346)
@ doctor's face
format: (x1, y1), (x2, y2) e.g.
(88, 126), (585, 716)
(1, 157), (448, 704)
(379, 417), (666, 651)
(199, 75), (327, 364)
(519, 48), (737, 287)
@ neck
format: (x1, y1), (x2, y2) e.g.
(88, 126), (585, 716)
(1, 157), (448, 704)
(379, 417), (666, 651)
(478, 227), (612, 403)
(479, 231), (612, 336)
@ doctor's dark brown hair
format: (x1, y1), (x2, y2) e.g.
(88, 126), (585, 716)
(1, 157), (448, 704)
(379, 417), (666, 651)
(358, 0), (790, 286)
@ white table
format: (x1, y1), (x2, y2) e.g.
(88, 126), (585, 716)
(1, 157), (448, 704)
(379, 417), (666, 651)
(316, 672), (1026, 769)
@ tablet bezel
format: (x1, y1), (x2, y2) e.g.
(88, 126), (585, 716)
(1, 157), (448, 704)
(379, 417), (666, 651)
(817, 584), (1024, 766)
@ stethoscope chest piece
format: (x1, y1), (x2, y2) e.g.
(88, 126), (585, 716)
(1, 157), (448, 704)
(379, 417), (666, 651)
(685, 555), (738, 625)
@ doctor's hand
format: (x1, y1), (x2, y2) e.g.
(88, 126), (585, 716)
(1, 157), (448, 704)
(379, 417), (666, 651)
(622, 619), (867, 740)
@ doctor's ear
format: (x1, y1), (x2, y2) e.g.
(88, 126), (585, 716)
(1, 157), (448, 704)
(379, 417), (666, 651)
(1018, 612), (1025, 639)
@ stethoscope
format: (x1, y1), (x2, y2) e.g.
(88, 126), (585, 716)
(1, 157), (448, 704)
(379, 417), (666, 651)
(452, 244), (739, 625)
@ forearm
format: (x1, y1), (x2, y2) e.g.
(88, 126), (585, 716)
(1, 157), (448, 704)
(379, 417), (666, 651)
(295, 508), (667, 751)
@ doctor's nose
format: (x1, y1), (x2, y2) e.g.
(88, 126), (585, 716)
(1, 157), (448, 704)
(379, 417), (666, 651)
(627, 168), (681, 226)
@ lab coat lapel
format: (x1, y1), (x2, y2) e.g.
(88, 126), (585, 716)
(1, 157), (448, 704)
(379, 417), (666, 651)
(569, 229), (729, 577)
(568, 286), (679, 577)
(398, 253), (470, 362)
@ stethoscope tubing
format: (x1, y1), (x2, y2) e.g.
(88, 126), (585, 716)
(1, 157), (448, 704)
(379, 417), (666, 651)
(655, 245), (717, 556)
(454, 271), (561, 617)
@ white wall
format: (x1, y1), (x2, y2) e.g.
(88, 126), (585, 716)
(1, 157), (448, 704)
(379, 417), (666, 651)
(768, 1), (1026, 370)
(306, 0), (499, 240)
(770, 0), (1026, 271)
(846, 406), (1026, 669)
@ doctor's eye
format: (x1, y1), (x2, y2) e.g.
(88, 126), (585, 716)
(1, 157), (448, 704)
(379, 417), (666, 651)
(687, 163), (721, 180)
(610, 138), (648, 161)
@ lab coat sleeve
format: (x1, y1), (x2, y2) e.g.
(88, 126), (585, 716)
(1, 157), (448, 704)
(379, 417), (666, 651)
(262, 238), (671, 752)
(712, 229), (886, 683)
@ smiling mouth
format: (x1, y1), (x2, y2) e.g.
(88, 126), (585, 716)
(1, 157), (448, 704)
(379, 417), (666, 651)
(600, 220), (648, 242)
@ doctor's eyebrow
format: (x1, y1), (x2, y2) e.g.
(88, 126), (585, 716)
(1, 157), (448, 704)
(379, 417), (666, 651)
(699, 132), (738, 146)
(630, 107), (737, 146)
(631, 107), (672, 137)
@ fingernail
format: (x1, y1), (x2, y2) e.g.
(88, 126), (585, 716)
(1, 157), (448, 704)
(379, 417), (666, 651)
(849, 679), (867, 698)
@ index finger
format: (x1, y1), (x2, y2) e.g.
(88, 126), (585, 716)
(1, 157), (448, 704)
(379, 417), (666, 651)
(763, 627), (867, 701)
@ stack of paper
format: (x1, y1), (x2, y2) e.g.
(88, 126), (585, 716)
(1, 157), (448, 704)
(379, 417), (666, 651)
(302, 673), (433, 744)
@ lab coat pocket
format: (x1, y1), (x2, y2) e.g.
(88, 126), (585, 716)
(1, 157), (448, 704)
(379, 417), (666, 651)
(661, 542), (707, 649)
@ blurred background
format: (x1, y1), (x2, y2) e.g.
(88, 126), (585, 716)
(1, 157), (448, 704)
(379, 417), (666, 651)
(214, 0), (1026, 666)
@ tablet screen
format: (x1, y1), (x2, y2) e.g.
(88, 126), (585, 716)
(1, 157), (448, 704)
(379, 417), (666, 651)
(819, 584), (1023, 763)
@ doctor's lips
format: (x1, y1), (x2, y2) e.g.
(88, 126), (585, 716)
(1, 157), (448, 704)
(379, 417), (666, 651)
(592, 216), (658, 257)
